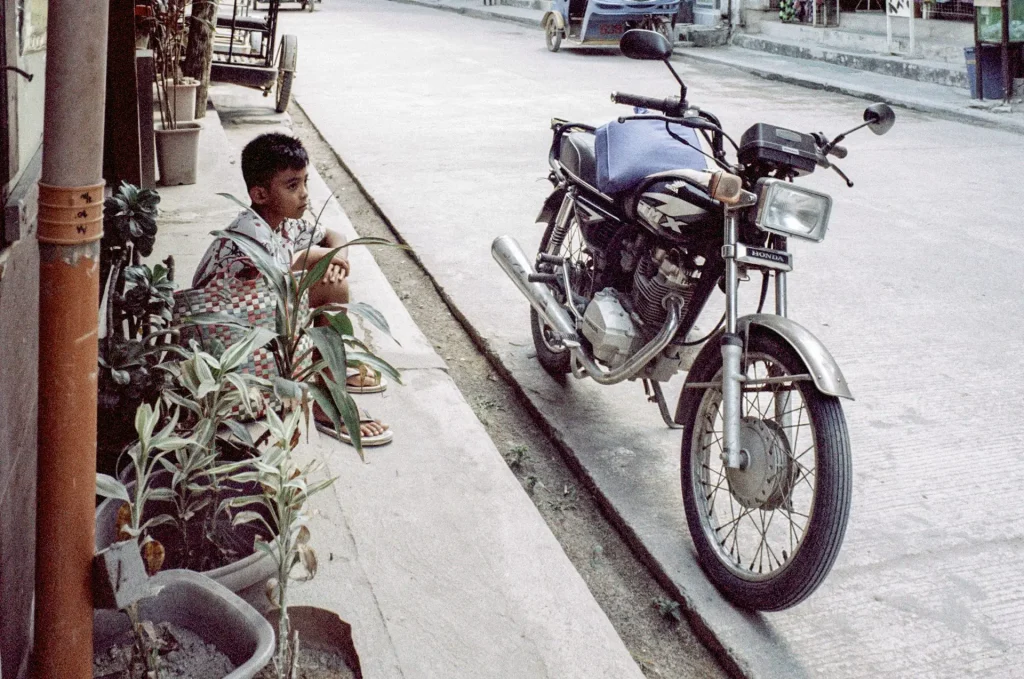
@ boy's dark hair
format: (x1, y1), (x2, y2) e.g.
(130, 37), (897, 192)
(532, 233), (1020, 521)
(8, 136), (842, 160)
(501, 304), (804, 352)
(241, 133), (309, 189)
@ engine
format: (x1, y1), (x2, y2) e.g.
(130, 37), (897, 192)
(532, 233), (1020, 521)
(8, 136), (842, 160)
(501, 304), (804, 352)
(580, 247), (701, 377)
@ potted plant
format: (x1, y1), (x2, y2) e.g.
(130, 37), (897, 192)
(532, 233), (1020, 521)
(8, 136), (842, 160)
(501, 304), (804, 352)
(96, 332), (281, 601)
(151, 0), (202, 185)
(98, 182), (181, 475)
(94, 407), (274, 678)
(219, 408), (361, 678)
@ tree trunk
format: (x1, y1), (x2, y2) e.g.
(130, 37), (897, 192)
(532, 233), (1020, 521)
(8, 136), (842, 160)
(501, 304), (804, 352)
(182, 0), (221, 119)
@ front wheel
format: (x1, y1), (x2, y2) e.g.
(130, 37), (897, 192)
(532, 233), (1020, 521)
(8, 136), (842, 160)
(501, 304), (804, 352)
(545, 17), (562, 52)
(678, 330), (852, 611)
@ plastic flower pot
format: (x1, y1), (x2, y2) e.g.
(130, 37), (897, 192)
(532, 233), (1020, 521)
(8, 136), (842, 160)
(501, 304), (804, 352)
(154, 122), (201, 186)
(93, 569), (274, 678)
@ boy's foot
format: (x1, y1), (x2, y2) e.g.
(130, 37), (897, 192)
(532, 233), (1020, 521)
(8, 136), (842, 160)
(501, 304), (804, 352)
(315, 407), (393, 447)
(346, 367), (387, 394)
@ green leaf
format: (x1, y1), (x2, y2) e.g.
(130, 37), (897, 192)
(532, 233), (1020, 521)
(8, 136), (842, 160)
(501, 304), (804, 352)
(296, 246), (346, 300)
(324, 311), (354, 338)
(96, 474), (130, 502)
(174, 311), (254, 331)
(306, 326), (348, 390)
(146, 488), (176, 502)
(346, 302), (397, 343)
(231, 510), (268, 528)
(210, 229), (287, 301)
(223, 420), (255, 447)
(220, 328), (275, 373)
(326, 377), (364, 459)
(346, 351), (403, 385)
(272, 377), (305, 402)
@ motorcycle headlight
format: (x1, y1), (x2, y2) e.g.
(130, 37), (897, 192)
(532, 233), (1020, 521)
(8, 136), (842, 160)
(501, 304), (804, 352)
(754, 179), (832, 243)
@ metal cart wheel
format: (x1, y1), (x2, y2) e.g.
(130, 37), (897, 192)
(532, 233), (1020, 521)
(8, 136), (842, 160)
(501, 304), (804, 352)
(275, 34), (297, 113)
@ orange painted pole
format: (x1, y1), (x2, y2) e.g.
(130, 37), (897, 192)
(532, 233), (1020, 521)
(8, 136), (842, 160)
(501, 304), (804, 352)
(32, 0), (109, 677)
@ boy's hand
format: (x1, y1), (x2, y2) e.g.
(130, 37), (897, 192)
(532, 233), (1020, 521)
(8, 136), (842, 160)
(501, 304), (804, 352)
(320, 258), (349, 286)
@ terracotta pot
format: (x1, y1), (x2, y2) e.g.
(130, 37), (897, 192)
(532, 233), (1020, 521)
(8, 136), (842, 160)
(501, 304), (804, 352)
(154, 122), (201, 186)
(264, 606), (363, 678)
(94, 569), (274, 678)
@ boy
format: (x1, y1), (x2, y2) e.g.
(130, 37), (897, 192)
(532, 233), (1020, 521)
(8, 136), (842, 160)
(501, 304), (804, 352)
(193, 133), (391, 445)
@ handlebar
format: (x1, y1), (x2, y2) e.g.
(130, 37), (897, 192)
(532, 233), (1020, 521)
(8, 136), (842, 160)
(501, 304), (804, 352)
(611, 91), (685, 118)
(828, 144), (848, 160)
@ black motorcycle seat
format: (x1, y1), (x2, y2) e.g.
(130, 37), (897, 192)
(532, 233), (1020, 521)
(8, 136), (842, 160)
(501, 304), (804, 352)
(560, 133), (597, 188)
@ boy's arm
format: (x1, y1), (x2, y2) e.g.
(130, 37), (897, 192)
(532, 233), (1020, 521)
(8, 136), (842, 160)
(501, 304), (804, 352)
(290, 226), (349, 273)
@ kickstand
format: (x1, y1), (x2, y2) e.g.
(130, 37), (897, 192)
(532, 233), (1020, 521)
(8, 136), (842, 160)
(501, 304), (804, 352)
(643, 379), (683, 429)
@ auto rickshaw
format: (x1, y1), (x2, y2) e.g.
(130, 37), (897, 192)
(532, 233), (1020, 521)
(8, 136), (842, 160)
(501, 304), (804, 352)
(542, 0), (679, 52)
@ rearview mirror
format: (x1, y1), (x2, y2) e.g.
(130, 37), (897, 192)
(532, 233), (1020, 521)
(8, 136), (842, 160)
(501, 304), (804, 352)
(620, 30), (672, 61)
(864, 103), (895, 136)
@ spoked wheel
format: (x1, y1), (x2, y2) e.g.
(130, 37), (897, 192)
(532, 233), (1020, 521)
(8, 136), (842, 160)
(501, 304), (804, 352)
(530, 210), (592, 376)
(657, 19), (676, 47)
(545, 17), (562, 52)
(678, 330), (852, 611)
(275, 34), (297, 113)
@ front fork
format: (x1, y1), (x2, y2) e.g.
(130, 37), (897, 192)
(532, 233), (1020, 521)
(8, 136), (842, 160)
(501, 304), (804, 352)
(719, 212), (790, 470)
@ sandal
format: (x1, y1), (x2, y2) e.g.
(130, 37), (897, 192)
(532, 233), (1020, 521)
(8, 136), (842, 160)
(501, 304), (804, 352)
(346, 366), (387, 394)
(315, 407), (393, 447)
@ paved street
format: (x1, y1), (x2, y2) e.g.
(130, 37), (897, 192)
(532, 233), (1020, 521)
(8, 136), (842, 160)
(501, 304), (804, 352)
(279, 2), (1024, 676)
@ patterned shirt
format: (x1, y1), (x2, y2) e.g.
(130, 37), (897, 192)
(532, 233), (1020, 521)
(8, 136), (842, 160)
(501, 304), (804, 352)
(192, 210), (326, 288)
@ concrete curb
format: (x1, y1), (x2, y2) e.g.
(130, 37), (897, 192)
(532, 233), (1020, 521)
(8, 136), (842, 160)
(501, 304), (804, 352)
(389, 0), (543, 28)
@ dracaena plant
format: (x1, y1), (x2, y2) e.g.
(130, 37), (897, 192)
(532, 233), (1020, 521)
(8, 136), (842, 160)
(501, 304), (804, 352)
(215, 408), (336, 679)
(209, 194), (403, 457)
(153, 329), (275, 570)
(96, 402), (191, 572)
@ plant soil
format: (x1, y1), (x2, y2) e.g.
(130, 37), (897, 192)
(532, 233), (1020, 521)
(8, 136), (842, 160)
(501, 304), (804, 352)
(93, 620), (234, 679)
(290, 105), (731, 679)
(253, 648), (356, 679)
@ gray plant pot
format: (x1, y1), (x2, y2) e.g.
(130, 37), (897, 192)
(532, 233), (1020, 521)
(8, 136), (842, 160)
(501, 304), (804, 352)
(94, 569), (274, 678)
(155, 122), (201, 186)
(96, 488), (277, 607)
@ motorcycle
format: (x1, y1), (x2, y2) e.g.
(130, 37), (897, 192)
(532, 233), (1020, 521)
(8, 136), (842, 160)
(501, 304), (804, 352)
(491, 30), (895, 611)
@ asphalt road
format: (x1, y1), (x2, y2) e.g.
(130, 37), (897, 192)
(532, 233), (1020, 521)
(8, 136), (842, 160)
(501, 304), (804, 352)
(278, 3), (1024, 676)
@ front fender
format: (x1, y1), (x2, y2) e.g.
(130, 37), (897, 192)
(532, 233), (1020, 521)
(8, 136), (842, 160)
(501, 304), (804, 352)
(738, 314), (853, 400)
(542, 10), (566, 30)
(673, 314), (852, 423)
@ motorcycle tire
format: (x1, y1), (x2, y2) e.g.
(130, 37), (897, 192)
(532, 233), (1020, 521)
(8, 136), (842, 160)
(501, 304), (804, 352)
(530, 211), (590, 376)
(678, 329), (852, 611)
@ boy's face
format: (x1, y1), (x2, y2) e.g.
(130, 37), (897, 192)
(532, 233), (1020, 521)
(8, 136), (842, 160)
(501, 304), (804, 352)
(250, 166), (309, 223)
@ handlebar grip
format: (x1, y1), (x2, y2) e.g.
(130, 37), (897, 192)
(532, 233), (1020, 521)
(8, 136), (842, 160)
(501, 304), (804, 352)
(611, 91), (674, 114)
(829, 144), (849, 159)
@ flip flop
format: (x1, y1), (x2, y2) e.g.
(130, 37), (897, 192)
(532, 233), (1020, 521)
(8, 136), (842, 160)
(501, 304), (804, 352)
(315, 407), (393, 447)
(346, 367), (387, 394)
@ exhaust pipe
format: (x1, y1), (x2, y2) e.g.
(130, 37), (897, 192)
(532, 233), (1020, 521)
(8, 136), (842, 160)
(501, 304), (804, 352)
(491, 235), (579, 342)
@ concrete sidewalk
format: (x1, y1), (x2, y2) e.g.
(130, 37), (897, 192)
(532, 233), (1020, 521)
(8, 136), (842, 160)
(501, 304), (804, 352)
(148, 83), (646, 679)
(387, 0), (1024, 134)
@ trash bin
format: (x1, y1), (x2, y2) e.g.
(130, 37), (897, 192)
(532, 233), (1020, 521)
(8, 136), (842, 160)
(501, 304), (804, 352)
(965, 45), (1012, 99)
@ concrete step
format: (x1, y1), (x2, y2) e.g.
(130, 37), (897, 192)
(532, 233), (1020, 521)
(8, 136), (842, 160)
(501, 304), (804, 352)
(484, 0), (551, 10)
(756, 16), (970, 64)
(732, 32), (968, 89)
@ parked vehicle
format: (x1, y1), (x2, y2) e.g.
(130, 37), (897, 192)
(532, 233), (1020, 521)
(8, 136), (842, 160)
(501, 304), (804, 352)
(542, 0), (679, 52)
(492, 30), (895, 611)
(211, 0), (298, 113)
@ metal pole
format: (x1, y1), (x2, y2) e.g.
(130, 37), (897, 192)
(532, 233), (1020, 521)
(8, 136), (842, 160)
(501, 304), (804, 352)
(1001, 0), (1011, 101)
(32, 0), (109, 677)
